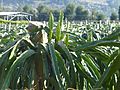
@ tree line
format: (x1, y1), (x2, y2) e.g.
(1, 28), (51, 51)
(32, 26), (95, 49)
(5, 4), (120, 21)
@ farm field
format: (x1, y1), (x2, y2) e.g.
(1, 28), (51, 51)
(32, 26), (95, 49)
(0, 21), (28, 54)
(0, 13), (120, 90)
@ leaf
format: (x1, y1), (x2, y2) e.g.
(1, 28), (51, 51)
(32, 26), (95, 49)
(22, 38), (35, 50)
(103, 28), (120, 40)
(55, 50), (70, 87)
(95, 50), (120, 88)
(64, 34), (69, 46)
(76, 40), (120, 51)
(85, 48), (110, 64)
(1, 49), (35, 89)
(81, 54), (101, 80)
(87, 31), (93, 42)
(48, 12), (54, 42)
(9, 40), (21, 60)
(48, 43), (64, 90)
(56, 22), (61, 42)
(56, 42), (76, 88)
(55, 11), (64, 43)
(75, 61), (96, 85)
(0, 46), (13, 66)
(59, 11), (64, 28)
(0, 47), (13, 89)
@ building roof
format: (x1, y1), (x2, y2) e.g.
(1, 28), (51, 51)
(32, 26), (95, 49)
(0, 12), (33, 16)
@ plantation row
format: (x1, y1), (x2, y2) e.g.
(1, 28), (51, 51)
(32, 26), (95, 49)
(0, 19), (119, 54)
(0, 12), (120, 90)
(0, 23), (28, 53)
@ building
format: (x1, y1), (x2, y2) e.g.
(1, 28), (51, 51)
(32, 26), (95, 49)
(0, 12), (32, 21)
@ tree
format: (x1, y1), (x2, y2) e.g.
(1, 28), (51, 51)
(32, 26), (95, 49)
(23, 5), (35, 14)
(82, 10), (89, 20)
(37, 5), (45, 13)
(96, 13), (105, 20)
(90, 10), (98, 20)
(64, 4), (75, 21)
(53, 10), (60, 21)
(22, 5), (37, 20)
(36, 5), (50, 21)
(75, 6), (89, 20)
(110, 12), (118, 20)
(23, 5), (31, 13)
(75, 6), (83, 20)
(118, 6), (120, 20)
(16, 6), (23, 12)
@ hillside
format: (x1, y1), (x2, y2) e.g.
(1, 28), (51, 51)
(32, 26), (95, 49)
(0, 0), (120, 16)
(1, 0), (119, 6)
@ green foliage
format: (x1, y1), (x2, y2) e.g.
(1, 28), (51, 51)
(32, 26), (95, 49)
(23, 5), (31, 13)
(53, 10), (60, 21)
(64, 4), (75, 21)
(90, 10), (98, 20)
(97, 13), (106, 20)
(48, 12), (54, 42)
(37, 5), (50, 21)
(75, 5), (89, 20)
(0, 19), (29, 24)
(22, 2), (120, 21)
(110, 12), (118, 20)
(0, 23), (28, 54)
(118, 6), (120, 20)
(1, 12), (120, 90)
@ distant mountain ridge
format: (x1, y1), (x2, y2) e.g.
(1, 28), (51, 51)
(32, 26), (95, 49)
(0, 0), (33, 6)
(0, 0), (118, 6)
